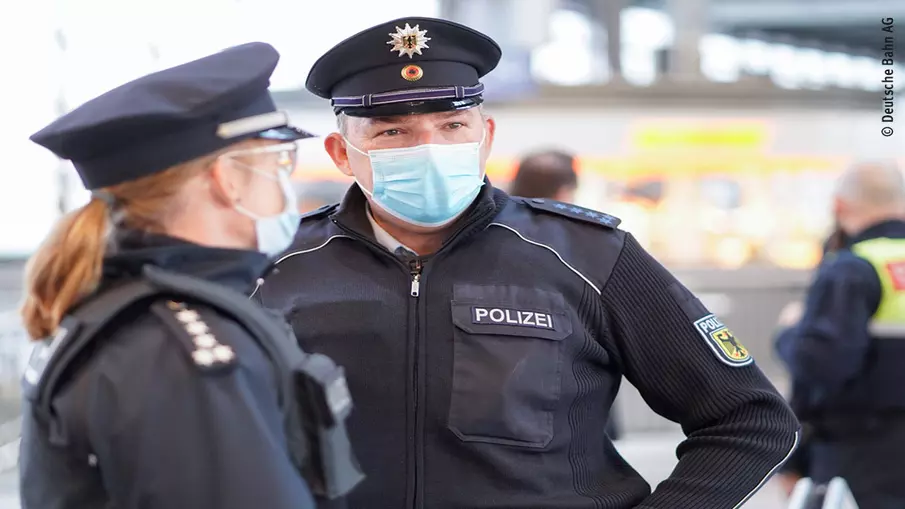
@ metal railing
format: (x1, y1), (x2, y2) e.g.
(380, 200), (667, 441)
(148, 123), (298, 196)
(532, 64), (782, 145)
(788, 478), (859, 509)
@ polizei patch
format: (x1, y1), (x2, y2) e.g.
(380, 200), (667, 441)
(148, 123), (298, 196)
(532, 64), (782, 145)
(472, 307), (555, 330)
(693, 314), (752, 367)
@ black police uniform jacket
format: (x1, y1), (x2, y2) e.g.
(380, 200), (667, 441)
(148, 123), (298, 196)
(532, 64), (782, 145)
(19, 231), (317, 509)
(257, 182), (800, 509)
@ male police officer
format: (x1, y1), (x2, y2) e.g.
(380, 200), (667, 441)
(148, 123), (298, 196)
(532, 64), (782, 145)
(256, 17), (799, 508)
(776, 160), (905, 508)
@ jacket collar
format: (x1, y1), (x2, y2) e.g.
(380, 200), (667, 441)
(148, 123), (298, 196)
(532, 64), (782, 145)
(103, 229), (269, 294)
(331, 179), (506, 253)
(849, 219), (905, 246)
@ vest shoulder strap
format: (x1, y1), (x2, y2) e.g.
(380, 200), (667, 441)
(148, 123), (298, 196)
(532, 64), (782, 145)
(23, 277), (163, 417)
(25, 266), (302, 419)
(139, 265), (303, 374)
(138, 265), (308, 469)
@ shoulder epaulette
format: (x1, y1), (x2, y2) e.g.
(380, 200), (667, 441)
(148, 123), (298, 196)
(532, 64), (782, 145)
(150, 300), (237, 373)
(518, 197), (621, 229)
(300, 203), (339, 222)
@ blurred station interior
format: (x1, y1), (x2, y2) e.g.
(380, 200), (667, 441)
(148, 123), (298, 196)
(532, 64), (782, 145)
(0, 0), (902, 505)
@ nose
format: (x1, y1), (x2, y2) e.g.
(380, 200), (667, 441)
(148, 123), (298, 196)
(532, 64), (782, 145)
(412, 119), (446, 145)
(414, 130), (436, 146)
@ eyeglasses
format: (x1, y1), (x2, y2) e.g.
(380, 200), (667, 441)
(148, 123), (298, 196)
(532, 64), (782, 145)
(219, 141), (299, 175)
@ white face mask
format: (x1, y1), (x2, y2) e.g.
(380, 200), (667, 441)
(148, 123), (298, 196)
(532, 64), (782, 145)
(344, 129), (486, 228)
(232, 169), (300, 257)
(224, 143), (302, 257)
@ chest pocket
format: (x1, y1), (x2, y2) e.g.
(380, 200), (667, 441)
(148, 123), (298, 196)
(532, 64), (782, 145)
(449, 284), (572, 448)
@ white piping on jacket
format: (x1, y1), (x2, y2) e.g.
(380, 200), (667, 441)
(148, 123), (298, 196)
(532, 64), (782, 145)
(487, 223), (601, 295)
(732, 430), (801, 509)
(249, 235), (352, 299)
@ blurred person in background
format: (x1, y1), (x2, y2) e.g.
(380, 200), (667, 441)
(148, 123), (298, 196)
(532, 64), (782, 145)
(510, 149), (622, 441)
(773, 229), (849, 498)
(509, 149), (578, 202)
(18, 43), (361, 509)
(776, 160), (905, 508)
(256, 16), (800, 509)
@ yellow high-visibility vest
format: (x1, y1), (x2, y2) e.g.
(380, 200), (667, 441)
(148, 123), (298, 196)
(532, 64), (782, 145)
(851, 237), (905, 337)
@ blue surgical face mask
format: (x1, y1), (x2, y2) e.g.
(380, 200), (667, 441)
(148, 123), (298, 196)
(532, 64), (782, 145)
(234, 168), (301, 257)
(344, 130), (486, 228)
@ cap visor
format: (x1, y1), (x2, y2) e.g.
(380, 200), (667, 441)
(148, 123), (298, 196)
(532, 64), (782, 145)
(256, 125), (316, 141)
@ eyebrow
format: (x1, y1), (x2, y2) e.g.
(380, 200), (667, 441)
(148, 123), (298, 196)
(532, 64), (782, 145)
(367, 116), (412, 126)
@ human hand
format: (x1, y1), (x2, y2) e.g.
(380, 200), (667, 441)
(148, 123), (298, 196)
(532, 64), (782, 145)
(777, 301), (804, 328)
(775, 472), (802, 498)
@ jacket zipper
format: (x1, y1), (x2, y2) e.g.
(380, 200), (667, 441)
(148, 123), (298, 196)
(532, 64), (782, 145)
(408, 257), (423, 508)
(330, 200), (497, 508)
(331, 219), (427, 507)
(410, 259), (423, 297)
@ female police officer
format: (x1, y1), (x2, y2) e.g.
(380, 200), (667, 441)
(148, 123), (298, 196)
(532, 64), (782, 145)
(17, 42), (360, 508)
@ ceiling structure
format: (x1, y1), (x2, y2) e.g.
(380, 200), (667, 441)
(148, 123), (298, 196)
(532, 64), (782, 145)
(273, 0), (899, 108)
(634, 0), (902, 55)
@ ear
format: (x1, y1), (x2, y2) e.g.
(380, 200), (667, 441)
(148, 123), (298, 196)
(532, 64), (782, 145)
(325, 133), (354, 177)
(832, 196), (846, 217)
(484, 115), (496, 151)
(480, 116), (496, 167)
(209, 157), (241, 207)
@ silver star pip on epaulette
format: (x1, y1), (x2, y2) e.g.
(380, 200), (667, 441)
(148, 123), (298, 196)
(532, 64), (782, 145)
(523, 198), (622, 229)
(166, 301), (236, 369)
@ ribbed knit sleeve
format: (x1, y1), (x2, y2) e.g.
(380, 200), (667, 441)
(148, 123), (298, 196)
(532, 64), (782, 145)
(600, 233), (800, 508)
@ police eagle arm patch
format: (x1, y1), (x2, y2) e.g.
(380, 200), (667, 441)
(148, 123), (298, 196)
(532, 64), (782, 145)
(693, 314), (752, 367)
(518, 197), (621, 229)
(664, 281), (752, 368)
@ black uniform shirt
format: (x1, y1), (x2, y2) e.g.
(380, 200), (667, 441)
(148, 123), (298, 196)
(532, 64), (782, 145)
(19, 231), (316, 509)
(257, 183), (800, 509)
